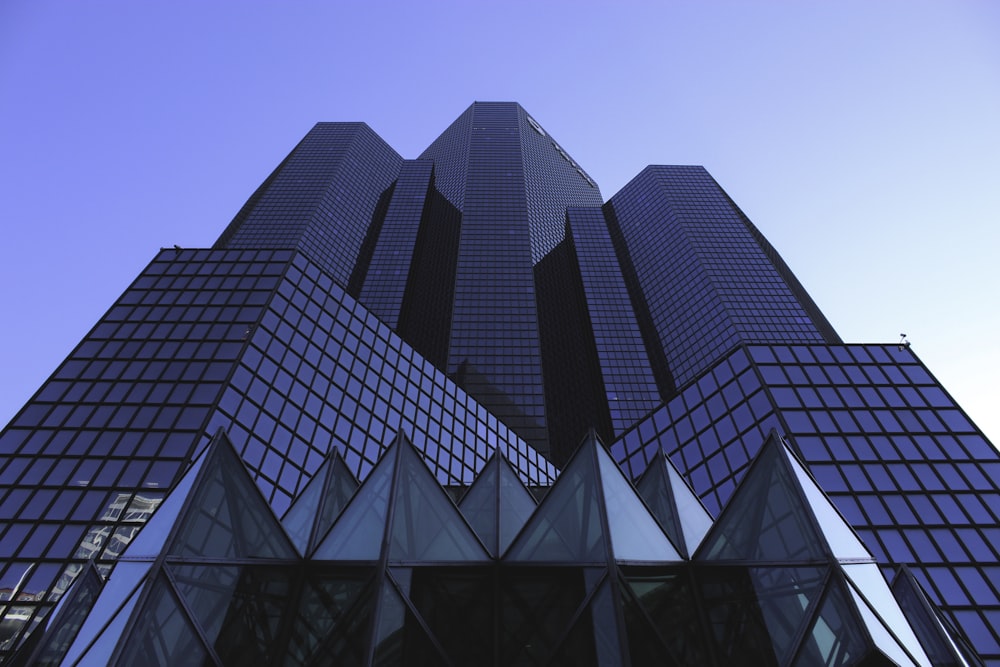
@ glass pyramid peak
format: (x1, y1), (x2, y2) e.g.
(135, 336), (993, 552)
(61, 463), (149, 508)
(162, 430), (297, 560)
(459, 450), (537, 556)
(314, 430), (489, 562)
(506, 431), (680, 562)
(699, 432), (829, 562)
(283, 447), (359, 556)
(637, 450), (714, 558)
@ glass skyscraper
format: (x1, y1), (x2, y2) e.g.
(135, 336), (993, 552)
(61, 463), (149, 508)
(1, 102), (996, 665)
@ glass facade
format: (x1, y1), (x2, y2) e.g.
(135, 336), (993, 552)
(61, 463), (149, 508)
(1, 102), (997, 664)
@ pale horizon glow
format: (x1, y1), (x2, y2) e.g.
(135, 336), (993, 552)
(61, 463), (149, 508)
(1, 1), (998, 445)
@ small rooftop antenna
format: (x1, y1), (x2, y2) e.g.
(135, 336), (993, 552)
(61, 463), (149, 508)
(898, 333), (911, 351)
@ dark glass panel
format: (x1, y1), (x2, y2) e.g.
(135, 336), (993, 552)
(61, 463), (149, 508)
(696, 565), (780, 666)
(406, 567), (494, 665)
(169, 563), (294, 665)
(372, 577), (443, 667)
(115, 576), (208, 666)
(622, 566), (709, 665)
(286, 567), (372, 666)
(498, 567), (596, 666)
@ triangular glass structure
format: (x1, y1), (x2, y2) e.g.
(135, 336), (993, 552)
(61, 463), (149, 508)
(843, 565), (931, 667)
(25, 561), (105, 667)
(313, 442), (394, 560)
(892, 567), (978, 667)
(314, 432), (488, 562)
(622, 566), (708, 665)
(792, 579), (871, 667)
(699, 433), (826, 561)
(387, 442), (490, 562)
(60, 560), (152, 667)
(507, 432), (678, 562)
(459, 451), (537, 556)
(787, 445), (872, 562)
(64, 581), (144, 667)
(594, 439), (683, 561)
(637, 451), (714, 558)
(505, 437), (607, 562)
(123, 442), (210, 560)
(115, 574), (211, 665)
(168, 433), (297, 559)
(283, 448), (358, 556)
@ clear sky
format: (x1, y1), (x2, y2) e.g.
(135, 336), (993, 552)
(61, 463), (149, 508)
(2, 1), (998, 445)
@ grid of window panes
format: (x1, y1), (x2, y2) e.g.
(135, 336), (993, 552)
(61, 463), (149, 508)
(606, 166), (827, 386)
(218, 122), (402, 287)
(610, 346), (781, 515)
(205, 251), (558, 519)
(0, 248), (285, 655)
(358, 159), (434, 329)
(516, 105), (603, 263)
(747, 343), (1000, 659)
(613, 342), (1000, 661)
(445, 103), (550, 452)
(566, 206), (662, 435)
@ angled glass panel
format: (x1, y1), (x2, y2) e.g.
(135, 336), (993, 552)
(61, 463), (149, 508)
(116, 575), (210, 666)
(848, 584), (923, 667)
(169, 440), (295, 559)
(892, 568), (972, 667)
(64, 582), (142, 667)
(497, 455), (538, 557)
(792, 580), (870, 667)
(637, 453), (683, 548)
(60, 561), (152, 667)
(638, 452), (714, 558)
(459, 453), (536, 557)
(788, 447), (871, 561)
(372, 577), (442, 666)
(699, 440), (825, 561)
(505, 447), (605, 562)
(315, 451), (360, 550)
(388, 443), (489, 561)
(313, 447), (394, 561)
(595, 445), (682, 561)
(124, 448), (208, 559)
(282, 461), (329, 555)
(667, 461), (714, 556)
(843, 565), (930, 667)
(30, 563), (104, 667)
(750, 566), (827, 665)
(458, 458), (499, 555)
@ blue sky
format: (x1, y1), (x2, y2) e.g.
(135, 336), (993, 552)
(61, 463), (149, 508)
(2, 1), (998, 444)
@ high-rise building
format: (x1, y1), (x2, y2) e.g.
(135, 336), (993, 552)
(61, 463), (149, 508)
(1, 102), (996, 665)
